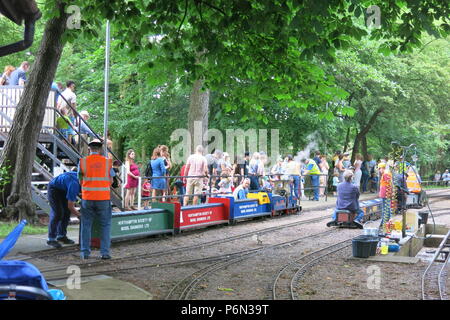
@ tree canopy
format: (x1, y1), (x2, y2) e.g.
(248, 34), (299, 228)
(0, 0), (449, 220)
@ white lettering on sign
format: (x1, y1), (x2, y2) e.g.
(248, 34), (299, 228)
(186, 210), (214, 223)
(118, 217), (152, 231)
(239, 203), (258, 214)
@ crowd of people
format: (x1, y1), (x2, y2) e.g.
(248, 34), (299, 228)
(118, 144), (406, 208)
(1, 61), (97, 155)
(0, 61), (30, 86)
(433, 169), (450, 186)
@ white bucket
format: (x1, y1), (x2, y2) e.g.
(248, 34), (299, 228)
(363, 221), (379, 237)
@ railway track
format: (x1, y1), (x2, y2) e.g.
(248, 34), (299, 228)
(270, 239), (352, 300)
(22, 189), (450, 290)
(45, 228), (341, 281)
(25, 189), (449, 261)
(164, 229), (344, 300)
(37, 213), (339, 276)
(421, 231), (450, 300)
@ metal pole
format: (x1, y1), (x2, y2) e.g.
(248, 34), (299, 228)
(121, 164), (126, 208)
(103, 20), (111, 156)
(137, 176), (142, 210)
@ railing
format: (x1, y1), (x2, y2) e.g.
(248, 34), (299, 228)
(0, 85), (125, 209)
(421, 180), (450, 188)
(0, 86), (55, 132)
(121, 172), (330, 211)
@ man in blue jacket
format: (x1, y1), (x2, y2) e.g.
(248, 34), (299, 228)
(47, 171), (81, 248)
(327, 170), (364, 228)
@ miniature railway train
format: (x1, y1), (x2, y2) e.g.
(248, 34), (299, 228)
(90, 192), (384, 246)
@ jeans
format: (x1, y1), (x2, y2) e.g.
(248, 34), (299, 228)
(310, 175), (320, 200)
(47, 186), (71, 241)
(80, 199), (112, 257)
(291, 175), (300, 199)
(177, 185), (186, 204)
(249, 175), (260, 191)
(332, 208), (364, 222)
(361, 173), (370, 192)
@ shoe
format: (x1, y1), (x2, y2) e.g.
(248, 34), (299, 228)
(47, 240), (62, 249)
(326, 220), (337, 227)
(101, 255), (112, 260)
(57, 236), (75, 245)
(353, 220), (364, 229)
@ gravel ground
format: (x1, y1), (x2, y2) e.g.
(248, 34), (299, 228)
(40, 190), (450, 300)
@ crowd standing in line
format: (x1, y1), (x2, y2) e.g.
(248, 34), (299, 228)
(133, 146), (423, 209)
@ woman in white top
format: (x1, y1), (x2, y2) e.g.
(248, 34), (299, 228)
(353, 154), (363, 189)
(319, 154), (329, 196)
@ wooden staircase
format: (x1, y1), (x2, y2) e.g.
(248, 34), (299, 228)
(0, 86), (124, 217)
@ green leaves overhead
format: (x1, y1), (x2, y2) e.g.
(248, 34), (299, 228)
(41, 0), (449, 118)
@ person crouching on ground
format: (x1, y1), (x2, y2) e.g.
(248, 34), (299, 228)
(327, 170), (364, 228)
(47, 170), (81, 248)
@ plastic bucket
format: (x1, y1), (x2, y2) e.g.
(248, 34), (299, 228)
(363, 221), (378, 237)
(352, 235), (379, 258)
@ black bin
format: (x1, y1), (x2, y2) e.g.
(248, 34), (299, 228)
(352, 235), (379, 258)
(418, 210), (429, 227)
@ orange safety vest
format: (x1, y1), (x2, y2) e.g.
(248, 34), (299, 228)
(406, 171), (421, 194)
(80, 154), (112, 200)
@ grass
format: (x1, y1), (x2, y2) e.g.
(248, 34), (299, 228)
(0, 221), (48, 239)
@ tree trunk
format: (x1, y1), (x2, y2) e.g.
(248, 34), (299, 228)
(351, 130), (361, 163)
(350, 107), (384, 163)
(0, 3), (67, 222)
(188, 79), (209, 152)
(343, 127), (351, 152)
(361, 135), (368, 160)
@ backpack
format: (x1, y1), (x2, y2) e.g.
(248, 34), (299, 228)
(145, 160), (153, 178)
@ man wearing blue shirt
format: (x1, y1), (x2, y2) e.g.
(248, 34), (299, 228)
(9, 61), (30, 86)
(47, 171), (81, 248)
(327, 170), (364, 228)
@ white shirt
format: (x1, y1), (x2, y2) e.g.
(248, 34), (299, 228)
(58, 88), (77, 110)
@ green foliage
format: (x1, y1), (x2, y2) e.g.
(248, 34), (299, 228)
(0, 222), (48, 238)
(3, 1), (448, 172)
(0, 162), (11, 209)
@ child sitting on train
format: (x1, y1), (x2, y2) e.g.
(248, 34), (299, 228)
(261, 176), (273, 192)
(233, 178), (250, 200)
(218, 172), (233, 195)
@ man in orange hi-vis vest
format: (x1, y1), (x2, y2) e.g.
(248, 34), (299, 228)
(78, 139), (114, 260)
(406, 167), (422, 194)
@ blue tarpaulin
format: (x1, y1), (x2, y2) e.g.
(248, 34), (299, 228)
(0, 220), (66, 299)
(0, 220), (27, 260)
